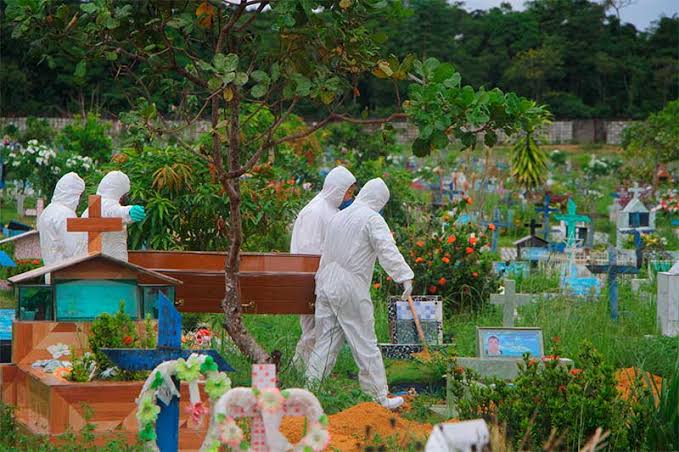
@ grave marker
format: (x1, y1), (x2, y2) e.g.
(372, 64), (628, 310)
(481, 208), (509, 253)
(554, 199), (590, 248)
(102, 293), (233, 452)
(586, 247), (639, 321)
(657, 267), (679, 336)
(490, 279), (533, 327)
(535, 194), (559, 241)
(66, 195), (123, 254)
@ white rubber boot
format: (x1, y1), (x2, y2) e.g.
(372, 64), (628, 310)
(379, 396), (404, 410)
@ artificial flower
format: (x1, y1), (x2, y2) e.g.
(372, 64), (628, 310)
(139, 423), (157, 442)
(176, 355), (202, 382)
(205, 373), (232, 400)
(200, 355), (218, 374)
(257, 387), (285, 413)
(47, 343), (71, 359)
(303, 424), (330, 451)
(219, 417), (244, 447)
(150, 371), (165, 389)
(137, 394), (160, 425)
(53, 367), (71, 379)
(185, 401), (209, 425)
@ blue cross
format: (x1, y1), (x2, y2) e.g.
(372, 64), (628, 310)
(535, 194), (559, 241)
(618, 228), (651, 269)
(101, 293), (233, 452)
(481, 208), (509, 253)
(555, 199), (590, 249)
(586, 247), (638, 321)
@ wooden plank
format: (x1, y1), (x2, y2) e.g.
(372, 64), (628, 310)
(0, 364), (17, 405)
(65, 218), (123, 232)
(53, 259), (138, 281)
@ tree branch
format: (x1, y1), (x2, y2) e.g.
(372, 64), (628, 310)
(215, 0), (248, 53)
(236, 1), (269, 33)
(159, 20), (208, 88)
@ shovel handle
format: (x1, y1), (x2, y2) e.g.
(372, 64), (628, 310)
(406, 295), (428, 347)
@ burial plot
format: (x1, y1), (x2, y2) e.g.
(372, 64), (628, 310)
(493, 261), (529, 279)
(514, 219), (549, 261)
(480, 208), (509, 253)
(0, 230), (41, 261)
(616, 185), (655, 249)
(586, 246), (639, 321)
(535, 194), (560, 241)
(555, 199), (591, 249)
(379, 296), (450, 359)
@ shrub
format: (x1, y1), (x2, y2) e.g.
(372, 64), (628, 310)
(20, 117), (54, 145)
(55, 113), (113, 163)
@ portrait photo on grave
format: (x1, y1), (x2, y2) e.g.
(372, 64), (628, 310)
(477, 327), (544, 358)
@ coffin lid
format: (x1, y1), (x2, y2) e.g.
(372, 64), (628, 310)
(0, 230), (38, 245)
(9, 252), (182, 286)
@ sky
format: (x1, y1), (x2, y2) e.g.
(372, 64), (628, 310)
(459, 0), (678, 31)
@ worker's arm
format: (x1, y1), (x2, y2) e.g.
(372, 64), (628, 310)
(367, 215), (414, 284)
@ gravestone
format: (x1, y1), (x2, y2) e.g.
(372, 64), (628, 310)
(616, 184), (655, 248)
(535, 194), (559, 241)
(493, 261), (529, 279)
(490, 280), (533, 327)
(480, 208), (509, 253)
(657, 265), (679, 336)
(555, 199), (590, 249)
(379, 296), (450, 359)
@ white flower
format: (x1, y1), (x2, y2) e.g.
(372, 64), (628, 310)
(219, 417), (243, 447)
(302, 425), (330, 451)
(47, 343), (71, 359)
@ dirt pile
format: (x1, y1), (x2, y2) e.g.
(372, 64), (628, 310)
(279, 401), (433, 451)
(615, 367), (663, 401)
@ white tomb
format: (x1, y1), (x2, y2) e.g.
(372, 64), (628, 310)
(657, 263), (679, 337)
(616, 188), (656, 248)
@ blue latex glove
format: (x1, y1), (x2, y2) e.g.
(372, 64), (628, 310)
(129, 205), (146, 222)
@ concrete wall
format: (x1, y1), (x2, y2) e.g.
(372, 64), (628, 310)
(0, 117), (638, 145)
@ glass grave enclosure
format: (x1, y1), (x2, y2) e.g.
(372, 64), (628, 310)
(11, 254), (179, 322)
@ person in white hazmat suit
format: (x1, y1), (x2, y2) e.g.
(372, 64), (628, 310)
(306, 178), (414, 410)
(290, 166), (357, 369)
(81, 171), (146, 261)
(37, 172), (87, 267)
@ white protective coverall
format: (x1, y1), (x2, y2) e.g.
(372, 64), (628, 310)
(290, 166), (356, 367)
(82, 171), (134, 261)
(37, 172), (86, 266)
(306, 178), (414, 402)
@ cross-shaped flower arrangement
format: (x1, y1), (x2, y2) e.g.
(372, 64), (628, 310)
(135, 353), (232, 450)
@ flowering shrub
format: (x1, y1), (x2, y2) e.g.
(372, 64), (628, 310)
(655, 189), (678, 215)
(378, 197), (499, 313)
(182, 326), (213, 349)
(6, 139), (96, 196)
(0, 259), (42, 280)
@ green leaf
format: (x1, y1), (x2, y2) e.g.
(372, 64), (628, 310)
(80, 3), (98, 14)
(251, 70), (269, 83)
(222, 53), (239, 73)
(460, 132), (476, 148)
(294, 76), (312, 96)
(319, 90), (335, 105)
(74, 60), (86, 78)
(412, 137), (431, 157)
(372, 32), (388, 44)
(270, 63), (280, 82)
(196, 60), (215, 73)
(484, 130), (498, 147)
(222, 72), (235, 85)
(207, 77), (222, 92)
(432, 63), (456, 83)
(460, 85), (475, 106)
(443, 73), (461, 89)
(251, 84), (267, 98)
(431, 130), (449, 149)
(104, 51), (118, 61)
(234, 72), (249, 86)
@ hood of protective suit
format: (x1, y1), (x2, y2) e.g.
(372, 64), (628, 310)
(51, 172), (85, 211)
(319, 166), (356, 208)
(97, 171), (130, 200)
(355, 178), (390, 212)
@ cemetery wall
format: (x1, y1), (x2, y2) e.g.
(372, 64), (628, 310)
(0, 117), (637, 145)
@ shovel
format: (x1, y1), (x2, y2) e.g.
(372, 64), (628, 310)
(406, 295), (432, 362)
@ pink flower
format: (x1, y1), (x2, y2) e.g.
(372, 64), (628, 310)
(185, 401), (209, 425)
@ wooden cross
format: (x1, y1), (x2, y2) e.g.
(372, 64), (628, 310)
(524, 219), (543, 237)
(618, 228), (648, 269)
(102, 293), (234, 452)
(586, 247), (638, 321)
(554, 199), (590, 249)
(481, 208), (509, 253)
(535, 194), (559, 241)
(490, 279), (533, 327)
(66, 195), (123, 254)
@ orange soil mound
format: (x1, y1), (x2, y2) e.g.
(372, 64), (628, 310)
(615, 367), (662, 401)
(279, 402), (433, 451)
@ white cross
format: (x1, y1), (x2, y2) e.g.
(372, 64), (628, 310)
(490, 279), (533, 327)
(629, 183), (644, 200)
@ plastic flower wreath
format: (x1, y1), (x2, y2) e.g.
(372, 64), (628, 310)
(257, 387), (285, 413)
(219, 417), (244, 448)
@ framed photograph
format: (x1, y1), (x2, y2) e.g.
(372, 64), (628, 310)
(477, 327), (544, 358)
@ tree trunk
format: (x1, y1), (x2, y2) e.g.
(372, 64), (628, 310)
(214, 94), (271, 364)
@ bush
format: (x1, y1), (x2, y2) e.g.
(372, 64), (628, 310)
(20, 117), (54, 145)
(55, 113), (113, 163)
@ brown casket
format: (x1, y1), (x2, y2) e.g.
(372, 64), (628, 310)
(128, 251), (320, 315)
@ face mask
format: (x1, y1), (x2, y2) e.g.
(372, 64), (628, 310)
(339, 199), (354, 210)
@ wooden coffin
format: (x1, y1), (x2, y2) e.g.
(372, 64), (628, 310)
(129, 251), (320, 315)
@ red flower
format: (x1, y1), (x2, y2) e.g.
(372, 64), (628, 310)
(488, 223), (496, 231)
(468, 236), (478, 245)
(570, 368), (582, 376)
(122, 335), (133, 346)
(428, 285), (438, 294)
(472, 272), (478, 278)
(442, 257), (450, 264)
(373, 283), (381, 289)
(466, 197), (473, 205)
(447, 235), (456, 244)
(438, 277), (446, 286)
(32, 259), (41, 265)
(528, 358), (538, 367)
(466, 247), (474, 255)
(416, 240), (425, 248)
